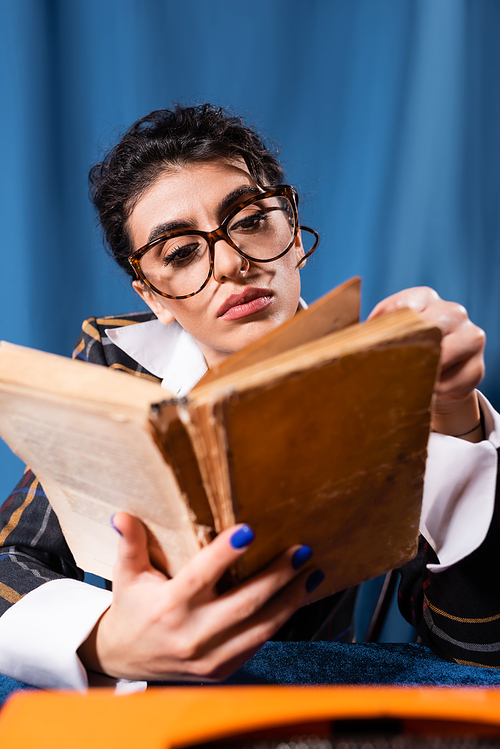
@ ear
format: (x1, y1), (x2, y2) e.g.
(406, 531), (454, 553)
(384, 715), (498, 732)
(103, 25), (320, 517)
(293, 228), (306, 267)
(132, 280), (176, 326)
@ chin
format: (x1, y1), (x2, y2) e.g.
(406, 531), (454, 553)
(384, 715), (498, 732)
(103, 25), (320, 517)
(202, 320), (275, 365)
(231, 315), (281, 344)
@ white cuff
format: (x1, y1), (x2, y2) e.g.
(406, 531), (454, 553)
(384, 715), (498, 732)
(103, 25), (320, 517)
(0, 578), (111, 690)
(420, 392), (500, 572)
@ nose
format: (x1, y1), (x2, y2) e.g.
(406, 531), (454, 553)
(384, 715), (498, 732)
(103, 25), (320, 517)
(212, 238), (250, 283)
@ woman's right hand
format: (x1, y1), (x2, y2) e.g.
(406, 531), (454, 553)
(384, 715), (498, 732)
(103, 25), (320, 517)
(78, 513), (324, 682)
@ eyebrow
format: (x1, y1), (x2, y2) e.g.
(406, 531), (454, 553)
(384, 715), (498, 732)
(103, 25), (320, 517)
(146, 185), (262, 245)
(218, 185), (261, 216)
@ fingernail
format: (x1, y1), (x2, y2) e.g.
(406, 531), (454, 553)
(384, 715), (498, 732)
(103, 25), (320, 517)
(305, 569), (325, 593)
(230, 525), (255, 549)
(291, 545), (313, 570)
(110, 515), (123, 536)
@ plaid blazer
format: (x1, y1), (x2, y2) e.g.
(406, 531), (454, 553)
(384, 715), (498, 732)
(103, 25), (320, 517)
(1, 312), (500, 665)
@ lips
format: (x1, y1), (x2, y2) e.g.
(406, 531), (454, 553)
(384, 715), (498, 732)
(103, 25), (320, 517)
(217, 287), (273, 320)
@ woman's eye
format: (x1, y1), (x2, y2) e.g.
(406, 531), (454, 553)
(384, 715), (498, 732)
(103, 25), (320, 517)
(231, 211), (268, 232)
(163, 241), (202, 266)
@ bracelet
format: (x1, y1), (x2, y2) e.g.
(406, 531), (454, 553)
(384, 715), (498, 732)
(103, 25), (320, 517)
(432, 406), (485, 440)
(452, 420), (482, 438)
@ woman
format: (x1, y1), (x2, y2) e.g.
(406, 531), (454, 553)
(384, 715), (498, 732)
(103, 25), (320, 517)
(0, 104), (498, 690)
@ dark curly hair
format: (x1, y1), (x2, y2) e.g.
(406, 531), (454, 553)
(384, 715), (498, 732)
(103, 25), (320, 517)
(89, 103), (285, 278)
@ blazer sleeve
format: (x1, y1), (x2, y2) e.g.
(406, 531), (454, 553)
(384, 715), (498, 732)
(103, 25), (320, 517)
(398, 448), (500, 667)
(0, 468), (83, 615)
(0, 312), (160, 616)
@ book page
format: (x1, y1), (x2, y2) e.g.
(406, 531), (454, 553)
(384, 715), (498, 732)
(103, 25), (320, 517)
(0, 340), (171, 410)
(0, 389), (210, 580)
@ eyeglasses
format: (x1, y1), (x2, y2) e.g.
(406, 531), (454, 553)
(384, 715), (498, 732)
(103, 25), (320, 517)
(128, 185), (319, 300)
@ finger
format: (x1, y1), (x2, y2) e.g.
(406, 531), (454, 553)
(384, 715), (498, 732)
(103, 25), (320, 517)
(369, 292), (485, 396)
(435, 356), (485, 403)
(368, 287), (439, 319)
(111, 512), (160, 584)
(438, 320), (486, 374)
(169, 548), (320, 672)
(172, 524), (256, 597)
(418, 300), (469, 339)
(181, 567), (326, 681)
(211, 544), (313, 629)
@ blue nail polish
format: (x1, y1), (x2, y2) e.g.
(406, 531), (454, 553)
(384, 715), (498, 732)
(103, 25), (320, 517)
(230, 525), (255, 549)
(305, 569), (325, 593)
(110, 515), (123, 536)
(291, 545), (313, 570)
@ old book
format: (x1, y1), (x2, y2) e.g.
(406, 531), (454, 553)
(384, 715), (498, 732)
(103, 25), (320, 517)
(0, 278), (441, 599)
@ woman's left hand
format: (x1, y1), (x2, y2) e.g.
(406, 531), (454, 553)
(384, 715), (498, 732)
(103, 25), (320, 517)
(369, 287), (486, 441)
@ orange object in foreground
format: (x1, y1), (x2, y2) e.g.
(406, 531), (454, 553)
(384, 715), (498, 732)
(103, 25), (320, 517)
(2, 686), (500, 749)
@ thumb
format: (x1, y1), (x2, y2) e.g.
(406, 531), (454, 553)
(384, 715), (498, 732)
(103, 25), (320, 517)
(111, 512), (154, 584)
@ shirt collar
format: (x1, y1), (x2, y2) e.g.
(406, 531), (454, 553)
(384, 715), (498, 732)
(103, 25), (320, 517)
(106, 298), (308, 398)
(106, 320), (207, 397)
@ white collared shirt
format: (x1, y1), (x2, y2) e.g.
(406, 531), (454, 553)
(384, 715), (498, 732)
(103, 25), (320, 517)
(107, 319), (208, 397)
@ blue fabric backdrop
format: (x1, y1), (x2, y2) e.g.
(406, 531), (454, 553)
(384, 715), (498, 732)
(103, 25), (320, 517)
(0, 0), (498, 641)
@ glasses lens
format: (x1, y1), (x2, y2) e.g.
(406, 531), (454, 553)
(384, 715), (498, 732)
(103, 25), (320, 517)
(227, 195), (296, 260)
(139, 234), (210, 298)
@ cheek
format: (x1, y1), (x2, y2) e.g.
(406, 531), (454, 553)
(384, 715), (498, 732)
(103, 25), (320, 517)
(166, 299), (207, 335)
(278, 257), (302, 291)
(270, 263), (302, 319)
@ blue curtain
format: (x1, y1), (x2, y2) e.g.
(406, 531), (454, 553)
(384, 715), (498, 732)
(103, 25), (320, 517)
(0, 0), (499, 639)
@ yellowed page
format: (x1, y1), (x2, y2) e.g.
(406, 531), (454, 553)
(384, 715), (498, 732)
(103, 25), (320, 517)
(0, 340), (170, 409)
(0, 344), (212, 580)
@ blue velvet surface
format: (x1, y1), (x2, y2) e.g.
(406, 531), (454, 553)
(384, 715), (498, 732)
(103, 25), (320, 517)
(224, 642), (500, 686)
(3, 642), (500, 709)
(0, 675), (36, 708)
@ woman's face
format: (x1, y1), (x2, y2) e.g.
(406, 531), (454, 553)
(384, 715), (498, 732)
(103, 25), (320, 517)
(128, 159), (304, 368)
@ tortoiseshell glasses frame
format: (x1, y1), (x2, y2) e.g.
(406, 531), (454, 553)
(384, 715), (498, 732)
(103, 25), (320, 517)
(128, 185), (319, 300)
